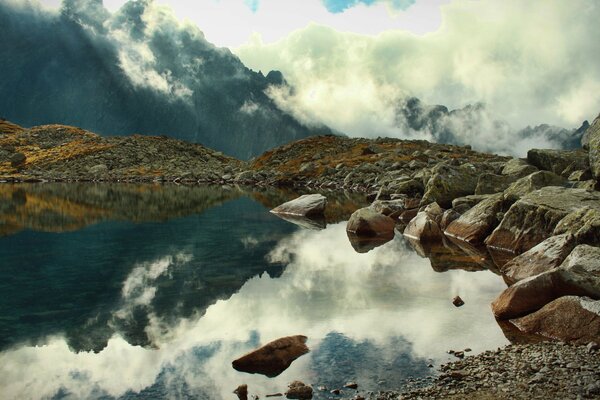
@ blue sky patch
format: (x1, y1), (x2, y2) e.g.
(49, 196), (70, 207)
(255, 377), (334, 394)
(244, 0), (260, 13)
(322, 0), (416, 13)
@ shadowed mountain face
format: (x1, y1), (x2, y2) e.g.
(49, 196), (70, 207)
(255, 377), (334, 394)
(0, 0), (327, 159)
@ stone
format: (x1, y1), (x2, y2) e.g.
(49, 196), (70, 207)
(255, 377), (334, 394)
(486, 187), (600, 254)
(509, 296), (600, 345)
(389, 178), (424, 197)
(420, 163), (479, 208)
(344, 382), (358, 389)
(370, 197), (418, 218)
(475, 173), (518, 195)
(502, 171), (567, 202)
(88, 164), (108, 175)
(346, 207), (396, 237)
(554, 207), (600, 246)
(451, 194), (492, 210)
(584, 113), (600, 180)
(527, 148), (589, 178)
(453, 296), (465, 307)
(347, 232), (393, 253)
(440, 209), (461, 230)
(271, 194), (327, 218)
(234, 384), (248, 400)
(232, 335), (309, 377)
(286, 381), (313, 400)
(492, 245), (600, 319)
(9, 152), (26, 167)
(445, 193), (505, 244)
(403, 204), (444, 242)
(499, 234), (577, 283)
(501, 158), (538, 177)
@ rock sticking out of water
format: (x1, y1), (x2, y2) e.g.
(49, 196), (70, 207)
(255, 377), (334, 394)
(232, 335), (309, 377)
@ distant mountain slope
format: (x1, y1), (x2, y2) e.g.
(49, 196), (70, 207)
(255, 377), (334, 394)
(0, 0), (328, 159)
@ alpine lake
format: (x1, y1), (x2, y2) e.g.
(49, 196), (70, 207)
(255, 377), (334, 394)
(0, 183), (510, 399)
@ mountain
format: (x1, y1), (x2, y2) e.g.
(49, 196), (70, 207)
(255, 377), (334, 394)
(0, 0), (328, 159)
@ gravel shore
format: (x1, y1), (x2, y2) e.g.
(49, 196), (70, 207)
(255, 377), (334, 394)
(352, 342), (600, 400)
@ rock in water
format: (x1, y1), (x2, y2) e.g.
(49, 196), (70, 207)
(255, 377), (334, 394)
(445, 193), (505, 244)
(286, 381), (313, 399)
(234, 384), (248, 400)
(271, 194), (327, 218)
(346, 207), (395, 237)
(453, 296), (465, 307)
(510, 296), (600, 345)
(232, 335), (309, 377)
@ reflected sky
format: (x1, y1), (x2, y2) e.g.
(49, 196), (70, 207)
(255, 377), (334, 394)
(0, 186), (508, 400)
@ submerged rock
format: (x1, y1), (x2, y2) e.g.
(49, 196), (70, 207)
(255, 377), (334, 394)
(286, 381), (313, 399)
(270, 194), (327, 218)
(232, 335), (309, 377)
(346, 207), (396, 237)
(510, 296), (600, 345)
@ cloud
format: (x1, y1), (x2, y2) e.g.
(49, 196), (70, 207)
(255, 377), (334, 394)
(236, 0), (600, 155)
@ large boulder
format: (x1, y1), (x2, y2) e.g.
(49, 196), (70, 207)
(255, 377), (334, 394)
(527, 148), (589, 178)
(502, 171), (566, 202)
(585, 113), (600, 180)
(369, 197), (419, 218)
(492, 244), (600, 319)
(270, 194), (327, 218)
(509, 296), (600, 345)
(445, 193), (505, 244)
(501, 158), (538, 178)
(420, 163), (479, 208)
(346, 207), (396, 237)
(553, 206), (600, 245)
(486, 187), (600, 254)
(403, 203), (444, 242)
(499, 234), (577, 283)
(232, 335), (309, 377)
(475, 173), (518, 195)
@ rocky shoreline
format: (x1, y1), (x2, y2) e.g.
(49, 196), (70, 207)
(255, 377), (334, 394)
(2, 115), (600, 399)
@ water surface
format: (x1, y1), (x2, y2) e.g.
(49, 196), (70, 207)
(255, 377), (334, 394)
(0, 183), (509, 399)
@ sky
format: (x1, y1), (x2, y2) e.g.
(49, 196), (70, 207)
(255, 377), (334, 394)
(33, 0), (600, 153)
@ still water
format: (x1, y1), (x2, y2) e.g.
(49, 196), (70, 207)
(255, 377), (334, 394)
(0, 183), (508, 399)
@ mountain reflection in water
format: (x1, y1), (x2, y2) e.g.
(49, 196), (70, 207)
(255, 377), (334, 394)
(0, 184), (508, 400)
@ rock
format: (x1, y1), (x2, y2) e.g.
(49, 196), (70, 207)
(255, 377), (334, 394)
(499, 234), (577, 283)
(475, 173), (518, 195)
(271, 194), (327, 218)
(509, 296), (600, 345)
(440, 209), (461, 230)
(501, 158), (538, 177)
(232, 335), (309, 377)
(421, 163), (479, 208)
(370, 197), (418, 218)
(587, 342), (599, 353)
(503, 171), (567, 202)
(527, 148), (589, 178)
(344, 382), (358, 389)
(9, 152), (26, 167)
(347, 233), (394, 253)
(88, 164), (108, 175)
(568, 169), (592, 181)
(234, 384), (249, 400)
(286, 381), (313, 399)
(451, 194), (492, 210)
(273, 214), (326, 230)
(346, 207), (396, 237)
(486, 187), (600, 254)
(403, 203), (444, 242)
(389, 178), (424, 197)
(453, 296), (465, 307)
(445, 193), (505, 244)
(330, 389), (341, 395)
(492, 245), (600, 319)
(584, 113), (600, 179)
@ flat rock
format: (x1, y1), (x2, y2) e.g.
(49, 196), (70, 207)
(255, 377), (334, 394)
(486, 186), (600, 254)
(271, 194), (327, 218)
(501, 158), (538, 177)
(346, 207), (396, 237)
(232, 335), (309, 377)
(503, 171), (567, 202)
(527, 148), (589, 178)
(510, 296), (600, 345)
(499, 234), (577, 283)
(445, 193), (505, 244)
(492, 244), (600, 319)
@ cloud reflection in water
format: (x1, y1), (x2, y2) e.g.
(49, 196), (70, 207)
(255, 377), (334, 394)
(0, 222), (508, 399)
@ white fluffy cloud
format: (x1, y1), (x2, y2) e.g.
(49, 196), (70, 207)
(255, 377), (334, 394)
(236, 0), (600, 152)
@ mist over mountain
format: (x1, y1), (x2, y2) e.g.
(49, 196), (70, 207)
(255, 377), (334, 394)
(0, 0), (328, 159)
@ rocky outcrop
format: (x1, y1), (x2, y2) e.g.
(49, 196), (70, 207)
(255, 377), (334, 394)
(486, 187), (600, 254)
(492, 245), (600, 319)
(502, 171), (566, 202)
(232, 335), (309, 377)
(270, 194), (327, 218)
(509, 296), (600, 345)
(346, 207), (396, 237)
(445, 193), (505, 244)
(527, 148), (589, 178)
(499, 234), (577, 283)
